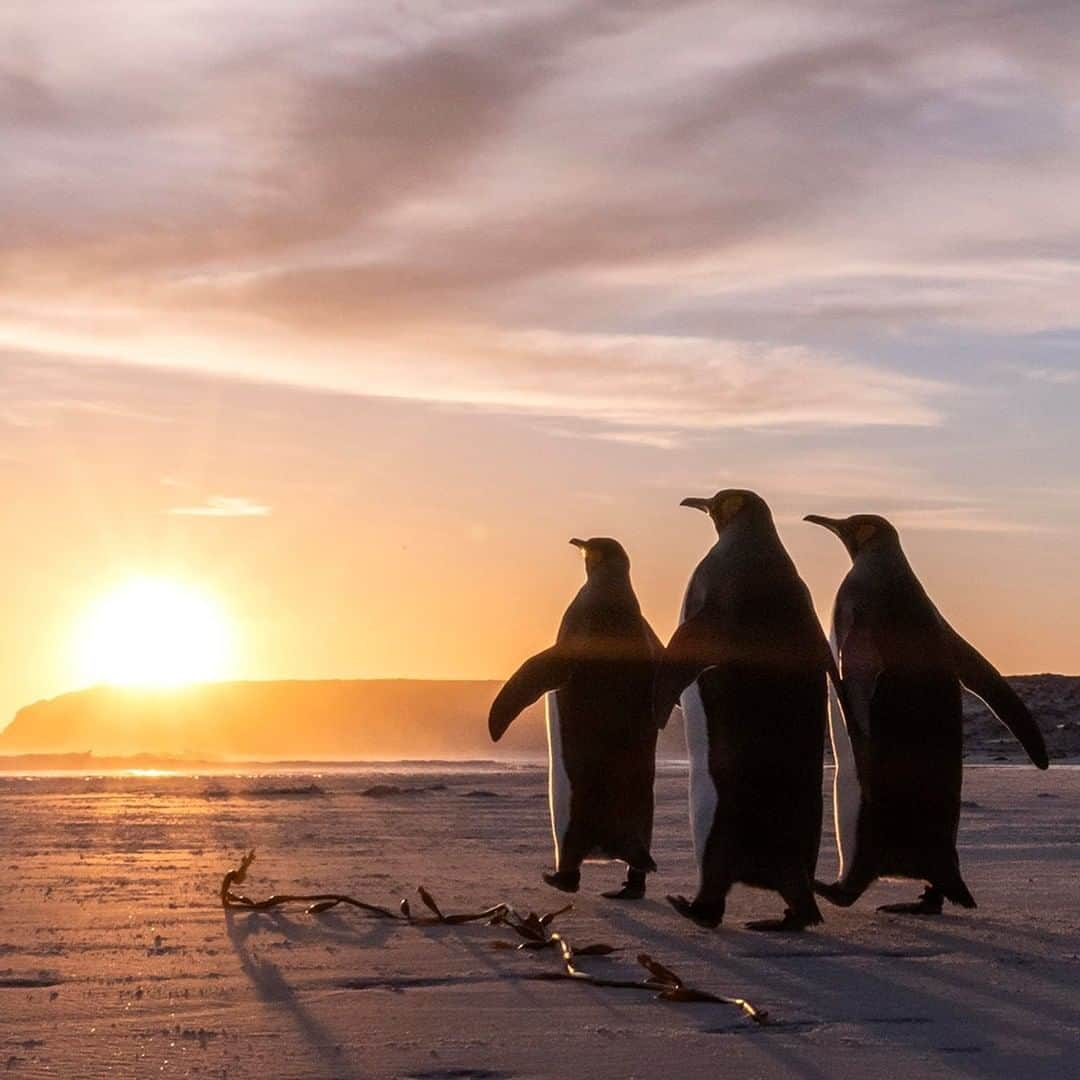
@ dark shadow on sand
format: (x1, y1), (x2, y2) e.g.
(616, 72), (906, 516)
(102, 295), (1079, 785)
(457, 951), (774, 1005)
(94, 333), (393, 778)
(226, 908), (366, 1079)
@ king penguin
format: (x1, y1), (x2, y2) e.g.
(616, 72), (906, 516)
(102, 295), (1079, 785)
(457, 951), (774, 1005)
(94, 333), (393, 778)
(489, 537), (663, 899)
(805, 513), (1049, 914)
(655, 490), (835, 931)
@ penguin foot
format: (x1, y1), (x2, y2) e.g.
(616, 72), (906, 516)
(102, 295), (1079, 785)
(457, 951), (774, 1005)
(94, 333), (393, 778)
(941, 882), (977, 909)
(877, 901), (942, 916)
(878, 888), (944, 916)
(602, 882), (646, 901)
(602, 868), (647, 901)
(542, 870), (581, 894)
(745, 908), (823, 933)
(666, 894), (723, 929)
(814, 880), (861, 908)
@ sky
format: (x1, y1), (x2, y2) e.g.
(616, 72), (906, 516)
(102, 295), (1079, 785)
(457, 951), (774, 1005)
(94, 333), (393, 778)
(2, 0), (1079, 724)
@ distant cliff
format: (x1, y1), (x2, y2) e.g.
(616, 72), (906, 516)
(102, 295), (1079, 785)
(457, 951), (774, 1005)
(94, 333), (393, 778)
(0, 675), (1074, 762)
(0, 681), (549, 759)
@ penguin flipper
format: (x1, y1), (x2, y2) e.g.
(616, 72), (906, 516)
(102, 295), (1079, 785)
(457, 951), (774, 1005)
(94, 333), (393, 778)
(822, 637), (856, 735)
(653, 614), (730, 729)
(488, 647), (576, 742)
(946, 627), (1049, 770)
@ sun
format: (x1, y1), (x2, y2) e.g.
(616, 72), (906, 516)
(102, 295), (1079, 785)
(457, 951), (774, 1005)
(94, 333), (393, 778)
(74, 577), (234, 689)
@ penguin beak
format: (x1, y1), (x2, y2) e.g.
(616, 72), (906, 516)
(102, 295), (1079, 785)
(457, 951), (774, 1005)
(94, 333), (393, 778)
(804, 514), (843, 536)
(680, 497), (712, 513)
(568, 537), (587, 550)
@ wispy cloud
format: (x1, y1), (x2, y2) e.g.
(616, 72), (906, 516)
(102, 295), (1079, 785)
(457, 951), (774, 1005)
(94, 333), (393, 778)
(167, 495), (270, 518)
(882, 506), (1055, 535)
(0, 356), (170, 428)
(683, 452), (1051, 535)
(1021, 365), (1080, 384)
(0, 326), (945, 437)
(447, 330), (945, 432)
(3, 0), (1079, 421)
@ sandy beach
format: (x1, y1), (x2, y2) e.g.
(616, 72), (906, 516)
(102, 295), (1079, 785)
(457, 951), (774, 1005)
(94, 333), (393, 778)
(1, 762), (1077, 1079)
(6, 3), (1080, 1078)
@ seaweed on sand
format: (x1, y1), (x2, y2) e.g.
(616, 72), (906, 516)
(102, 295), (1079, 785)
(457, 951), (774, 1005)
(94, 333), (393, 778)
(218, 850), (768, 1024)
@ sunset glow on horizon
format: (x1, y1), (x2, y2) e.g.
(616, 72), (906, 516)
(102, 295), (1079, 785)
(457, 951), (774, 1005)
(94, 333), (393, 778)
(1, 1), (1079, 727)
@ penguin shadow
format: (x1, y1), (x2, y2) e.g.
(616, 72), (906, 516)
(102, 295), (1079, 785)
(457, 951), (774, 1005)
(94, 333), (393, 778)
(596, 889), (855, 960)
(899, 915), (1080, 1017)
(776, 918), (1078, 1080)
(589, 894), (690, 946)
(594, 900), (1077, 1080)
(433, 923), (589, 1012)
(591, 897), (813, 1005)
(225, 908), (364, 1079)
(851, 921), (1074, 1078)
(584, 902), (841, 1080)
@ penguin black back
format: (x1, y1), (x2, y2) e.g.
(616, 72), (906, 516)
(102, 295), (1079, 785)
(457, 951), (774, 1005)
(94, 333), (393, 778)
(806, 512), (1047, 915)
(659, 490), (832, 932)
(489, 537), (662, 898)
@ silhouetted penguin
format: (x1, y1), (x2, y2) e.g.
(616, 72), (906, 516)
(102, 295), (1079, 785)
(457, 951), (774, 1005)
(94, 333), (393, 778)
(655, 491), (834, 931)
(489, 538), (663, 900)
(805, 513), (1049, 915)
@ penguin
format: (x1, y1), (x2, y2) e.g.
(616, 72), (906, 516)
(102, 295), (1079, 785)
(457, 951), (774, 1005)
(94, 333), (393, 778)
(489, 537), (663, 900)
(804, 513), (1049, 915)
(654, 490), (835, 932)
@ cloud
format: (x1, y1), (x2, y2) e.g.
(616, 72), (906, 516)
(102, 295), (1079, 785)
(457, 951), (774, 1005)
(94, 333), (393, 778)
(166, 495), (271, 518)
(2, 326), (944, 435)
(2, 0), (1080, 419)
(0, 355), (171, 428)
(880, 505), (1053, 535)
(669, 450), (1052, 535)
(432, 330), (944, 431)
(1020, 365), (1080, 384)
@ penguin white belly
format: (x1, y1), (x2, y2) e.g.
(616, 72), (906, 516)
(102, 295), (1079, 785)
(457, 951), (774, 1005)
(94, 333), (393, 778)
(829, 633), (861, 880)
(546, 691), (571, 866)
(682, 681), (716, 871)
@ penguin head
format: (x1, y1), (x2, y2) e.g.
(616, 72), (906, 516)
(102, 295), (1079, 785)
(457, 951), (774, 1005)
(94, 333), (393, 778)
(568, 536), (631, 578)
(803, 513), (900, 560)
(680, 489), (771, 535)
